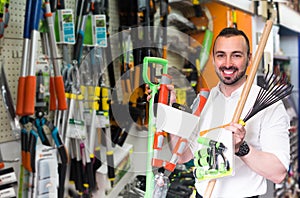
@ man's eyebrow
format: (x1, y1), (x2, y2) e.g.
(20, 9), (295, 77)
(214, 50), (244, 54)
(214, 50), (225, 54)
(232, 50), (244, 54)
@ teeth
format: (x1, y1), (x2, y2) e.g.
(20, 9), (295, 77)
(224, 70), (234, 74)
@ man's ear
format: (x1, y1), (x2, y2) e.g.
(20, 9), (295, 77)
(249, 53), (252, 61)
(247, 53), (252, 66)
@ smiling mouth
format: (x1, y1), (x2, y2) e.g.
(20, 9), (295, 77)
(220, 67), (238, 75)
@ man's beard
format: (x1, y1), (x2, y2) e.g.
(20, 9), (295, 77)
(217, 66), (247, 85)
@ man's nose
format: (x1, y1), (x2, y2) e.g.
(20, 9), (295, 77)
(225, 56), (233, 66)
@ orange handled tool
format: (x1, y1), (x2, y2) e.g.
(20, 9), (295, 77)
(45, 0), (67, 111)
(23, 0), (43, 115)
(16, 0), (32, 116)
(163, 88), (209, 174)
(152, 74), (172, 168)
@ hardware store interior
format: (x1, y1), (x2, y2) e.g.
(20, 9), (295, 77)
(0, 0), (299, 198)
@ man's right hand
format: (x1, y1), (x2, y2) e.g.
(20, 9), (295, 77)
(146, 84), (177, 105)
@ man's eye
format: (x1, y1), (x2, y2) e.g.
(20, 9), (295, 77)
(216, 54), (225, 58)
(232, 54), (242, 58)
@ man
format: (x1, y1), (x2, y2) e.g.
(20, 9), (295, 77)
(163, 27), (290, 197)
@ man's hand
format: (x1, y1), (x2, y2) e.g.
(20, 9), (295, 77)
(225, 122), (246, 153)
(146, 84), (176, 105)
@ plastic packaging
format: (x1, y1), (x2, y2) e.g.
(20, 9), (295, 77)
(153, 173), (169, 198)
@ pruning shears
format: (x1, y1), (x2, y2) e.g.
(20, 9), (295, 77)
(19, 115), (38, 197)
(16, 0), (42, 116)
(44, 0), (68, 112)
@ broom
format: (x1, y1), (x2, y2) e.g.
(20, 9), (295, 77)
(203, 20), (274, 198)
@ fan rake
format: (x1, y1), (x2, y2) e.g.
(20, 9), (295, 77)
(243, 70), (293, 122)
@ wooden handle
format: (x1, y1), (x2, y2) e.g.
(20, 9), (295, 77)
(232, 20), (273, 122)
(203, 20), (273, 198)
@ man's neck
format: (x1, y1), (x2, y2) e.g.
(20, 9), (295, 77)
(219, 78), (247, 97)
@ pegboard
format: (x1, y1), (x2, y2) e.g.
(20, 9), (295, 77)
(0, 0), (27, 143)
(0, 0), (120, 143)
(0, 0), (77, 143)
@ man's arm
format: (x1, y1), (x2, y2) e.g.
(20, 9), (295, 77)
(241, 147), (287, 184)
(227, 102), (290, 184)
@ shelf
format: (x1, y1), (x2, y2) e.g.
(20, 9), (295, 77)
(274, 54), (290, 61)
(92, 143), (134, 198)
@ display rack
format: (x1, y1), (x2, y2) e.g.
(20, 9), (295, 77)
(273, 55), (299, 197)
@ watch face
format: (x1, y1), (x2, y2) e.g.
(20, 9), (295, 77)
(235, 141), (250, 157)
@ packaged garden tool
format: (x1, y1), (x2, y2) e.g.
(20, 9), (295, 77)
(143, 57), (209, 198)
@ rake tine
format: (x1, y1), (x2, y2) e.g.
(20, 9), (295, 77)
(257, 73), (285, 107)
(243, 71), (293, 122)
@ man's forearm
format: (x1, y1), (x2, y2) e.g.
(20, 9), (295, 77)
(241, 145), (287, 184)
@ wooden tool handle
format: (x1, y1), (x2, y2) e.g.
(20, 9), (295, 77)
(203, 20), (273, 198)
(232, 20), (273, 122)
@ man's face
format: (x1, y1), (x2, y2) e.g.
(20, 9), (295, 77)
(213, 35), (250, 85)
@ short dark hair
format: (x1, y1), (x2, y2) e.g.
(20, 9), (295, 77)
(213, 27), (250, 56)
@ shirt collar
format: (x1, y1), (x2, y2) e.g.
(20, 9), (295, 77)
(212, 82), (245, 99)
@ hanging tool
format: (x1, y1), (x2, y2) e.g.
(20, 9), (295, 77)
(203, 20), (273, 198)
(44, 0), (68, 113)
(18, 115), (34, 197)
(16, 0), (32, 116)
(79, 48), (103, 191)
(99, 84), (115, 187)
(28, 129), (38, 198)
(94, 0), (116, 90)
(38, 9), (68, 192)
(64, 66), (90, 195)
(143, 56), (168, 198)
(49, 0), (57, 13)
(0, 64), (20, 137)
(48, 120), (69, 198)
(34, 111), (51, 146)
(23, 0), (42, 115)
(160, 0), (169, 59)
(73, 0), (91, 64)
(33, 108), (69, 197)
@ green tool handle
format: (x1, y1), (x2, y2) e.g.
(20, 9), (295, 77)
(197, 136), (211, 147)
(198, 29), (213, 73)
(142, 56), (168, 198)
(142, 56), (168, 86)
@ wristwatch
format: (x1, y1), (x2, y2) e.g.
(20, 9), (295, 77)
(235, 141), (250, 157)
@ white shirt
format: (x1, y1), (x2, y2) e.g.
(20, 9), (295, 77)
(189, 83), (290, 198)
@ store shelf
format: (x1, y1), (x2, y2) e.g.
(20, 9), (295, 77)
(106, 168), (135, 198)
(274, 54), (290, 61)
(93, 143), (134, 198)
